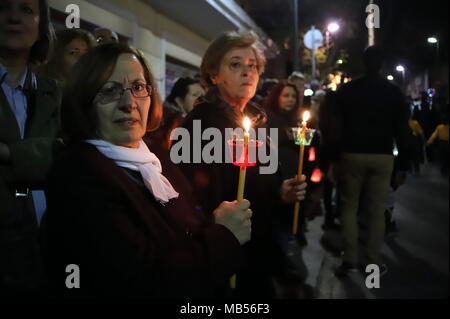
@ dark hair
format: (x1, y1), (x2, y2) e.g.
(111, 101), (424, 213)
(200, 30), (266, 88)
(166, 77), (201, 105)
(363, 45), (384, 73)
(62, 43), (162, 142)
(41, 28), (96, 81)
(29, 0), (55, 65)
(264, 81), (301, 115)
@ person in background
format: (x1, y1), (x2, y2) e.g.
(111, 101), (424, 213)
(37, 28), (96, 87)
(165, 77), (205, 118)
(253, 77), (278, 105)
(332, 46), (411, 278)
(0, 0), (62, 296)
(150, 77), (204, 149)
(264, 82), (311, 247)
(93, 27), (119, 45)
(408, 111), (426, 175)
(41, 43), (251, 298)
(427, 113), (449, 177)
(288, 71), (305, 108)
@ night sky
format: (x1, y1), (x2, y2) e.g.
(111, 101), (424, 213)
(238, 0), (449, 78)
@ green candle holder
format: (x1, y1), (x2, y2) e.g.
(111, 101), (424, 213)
(291, 127), (316, 146)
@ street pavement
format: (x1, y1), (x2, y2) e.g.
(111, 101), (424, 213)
(300, 163), (449, 299)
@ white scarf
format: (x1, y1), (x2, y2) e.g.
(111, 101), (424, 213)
(85, 139), (179, 204)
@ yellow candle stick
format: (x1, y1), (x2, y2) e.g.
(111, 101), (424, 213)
(231, 117), (251, 289)
(292, 111), (310, 235)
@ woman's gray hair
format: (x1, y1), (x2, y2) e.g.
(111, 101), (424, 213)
(200, 30), (266, 88)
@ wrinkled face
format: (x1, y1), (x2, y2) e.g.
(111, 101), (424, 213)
(278, 86), (297, 112)
(95, 53), (151, 148)
(63, 37), (88, 70)
(179, 83), (204, 113)
(212, 46), (259, 105)
(0, 0), (40, 54)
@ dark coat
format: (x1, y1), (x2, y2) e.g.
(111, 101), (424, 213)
(177, 88), (285, 297)
(41, 141), (243, 298)
(0, 72), (62, 225)
(0, 72), (62, 294)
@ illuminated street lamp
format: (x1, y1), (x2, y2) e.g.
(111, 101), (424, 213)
(327, 22), (340, 33)
(325, 22), (340, 51)
(427, 36), (439, 63)
(387, 75), (394, 81)
(396, 65), (405, 72)
(396, 65), (406, 86)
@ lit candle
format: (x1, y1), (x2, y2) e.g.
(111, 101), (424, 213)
(236, 117), (250, 200)
(292, 111), (310, 235)
(231, 117), (251, 290)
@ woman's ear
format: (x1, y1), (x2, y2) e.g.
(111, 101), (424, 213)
(210, 74), (218, 85)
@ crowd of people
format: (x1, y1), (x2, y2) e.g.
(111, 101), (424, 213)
(0, 0), (448, 299)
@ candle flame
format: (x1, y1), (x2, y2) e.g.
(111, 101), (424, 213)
(243, 117), (251, 132)
(302, 111), (310, 122)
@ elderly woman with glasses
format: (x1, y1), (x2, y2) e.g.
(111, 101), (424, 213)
(41, 43), (252, 298)
(179, 31), (308, 297)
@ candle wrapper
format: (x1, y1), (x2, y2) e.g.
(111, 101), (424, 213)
(227, 139), (263, 167)
(291, 127), (316, 146)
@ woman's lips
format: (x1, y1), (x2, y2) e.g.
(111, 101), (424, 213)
(114, 118), (139, 126)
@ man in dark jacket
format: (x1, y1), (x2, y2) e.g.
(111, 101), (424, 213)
(332, 46), (411, 277)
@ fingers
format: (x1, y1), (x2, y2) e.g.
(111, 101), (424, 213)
(237, 199), (250, 211)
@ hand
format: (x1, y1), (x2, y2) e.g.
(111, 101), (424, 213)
(0, 142), (11, 162)
(213, 199), (252, 245)
(280, 175), (307, 204)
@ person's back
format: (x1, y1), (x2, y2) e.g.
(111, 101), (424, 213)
(336, 74), (408, 155)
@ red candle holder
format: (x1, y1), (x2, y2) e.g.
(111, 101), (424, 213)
(227, 138), (263, 167)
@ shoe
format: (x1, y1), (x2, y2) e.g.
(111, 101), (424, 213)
(334, 262), (359, 278)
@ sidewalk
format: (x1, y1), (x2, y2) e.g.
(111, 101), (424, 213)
(301, 163), (449, 299)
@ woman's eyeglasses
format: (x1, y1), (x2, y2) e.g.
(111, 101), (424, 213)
(96, 82), (152, 104)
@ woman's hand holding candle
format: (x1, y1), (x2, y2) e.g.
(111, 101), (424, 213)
(214, 199), (252, 245)
(280, 175), (308, 204)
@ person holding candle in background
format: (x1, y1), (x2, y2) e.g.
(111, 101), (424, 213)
(264, 82), (317, 248)
(179, 30), (308, 298)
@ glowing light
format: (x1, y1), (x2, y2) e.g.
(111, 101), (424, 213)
(427, 37), (438, 44)
(302, 111), (310, 122)
(337, 59), (343, 64)
(327, 23), (340, 33)
(387, 75), (394, 81)
(243, 117), (251, 132)
(304, 89), (314, 97)
(308, 147), (316, 162)
(396, 65), (405, 72)
(310, 168), (323, 183)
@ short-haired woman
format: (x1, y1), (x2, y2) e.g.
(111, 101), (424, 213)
(179, 31), (308, 297)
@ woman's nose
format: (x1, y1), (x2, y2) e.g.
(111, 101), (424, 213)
(118, 90), (135, 112)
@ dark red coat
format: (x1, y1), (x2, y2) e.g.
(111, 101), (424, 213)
(41, 141), (243, 298)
